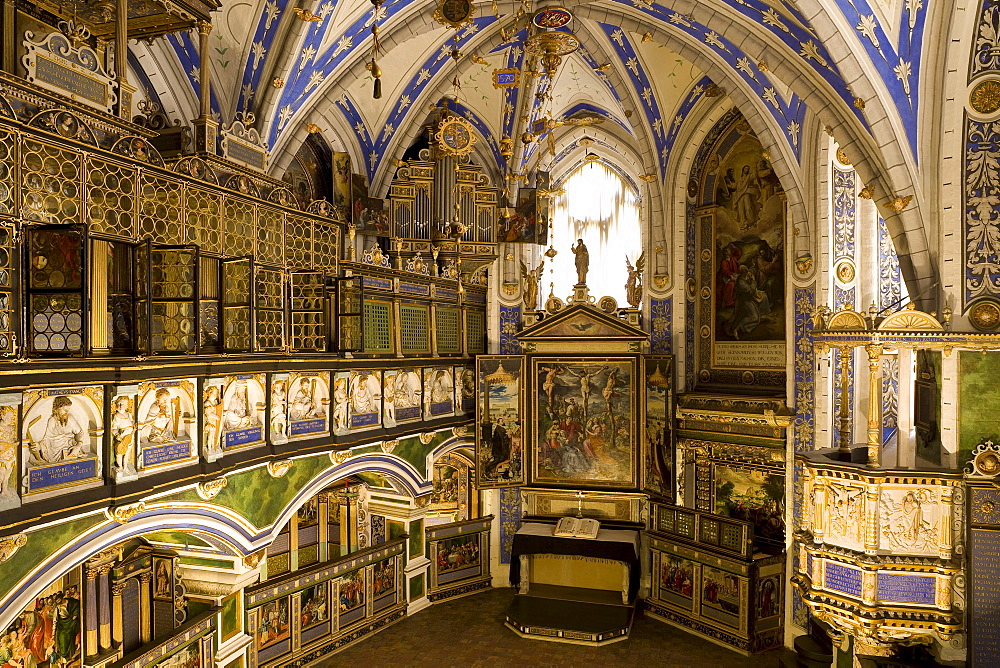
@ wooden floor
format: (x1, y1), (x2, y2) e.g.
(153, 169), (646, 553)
(321, 587), (790, 667)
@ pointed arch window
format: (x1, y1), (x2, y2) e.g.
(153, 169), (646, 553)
(549, 161), (642, 306)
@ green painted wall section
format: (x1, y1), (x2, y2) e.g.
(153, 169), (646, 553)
(960, 351), (1000, 467)
(145, 531), (213, 548)
(392, 431), (451, 474)
(0, 514), (105, 597)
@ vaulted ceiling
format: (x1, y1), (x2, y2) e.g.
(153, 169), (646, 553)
(127, 0), (941, 297)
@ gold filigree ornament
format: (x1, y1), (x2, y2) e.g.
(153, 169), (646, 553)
(795, 253), (813, 274)
(267, 459), (293, 478)
(433, 0), (475, 29)
(381, 439), (398, 454)
(969, 299), (1000, 331)
(835, 147), (851, 166)
(330, 450), (352, 464)
(884, 195), (913, 212)
(970, 79), (1000, 115)
(106, 502), (146, 524)
(452, 425), (468, 438)
(433, 114), (477, 158)
(196, 477), (228, 500)
(419, 431), (435, 444)
(243, 550), (265, 569)
(0, 533), (27, 564)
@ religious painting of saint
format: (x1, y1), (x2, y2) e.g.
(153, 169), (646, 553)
(136, 380), (196, 470)
(338, 571), (365, 615)
(332, 152), (351, 219)
(498, 187), (541, 243)
(531, 357), (637, 489)
(355, 196), (390, 235)
(286, 372), (330, 440)
(348, 370), (382, 430)
(256, 597), (290, 649)
(430, 454), (471, 518)
(153, 557), (173, 600)
(21, 386), (103, 496)
(4, 567), (82, 668)
(704, 132), (786, 378)
(350, 173), (368, 227)
(424, 367), (454, 418)
(372, 559), (396, 598)
(642, 356), (674, 499)
(475, 356), (525, 488)
(221, 374), (265, 450)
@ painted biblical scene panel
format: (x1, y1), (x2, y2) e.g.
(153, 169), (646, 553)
(286, 372), (330, 440)
(532, 358), (636, 488)
(221, 374), (266, 450)
(642, 355), (674, 499)
(476, 356), (525, 488)
(4, 566), (82, 667)
(657, 554), (696, 610)
(299, 583), (329, 630)
(701, 565), (743, 629)
(22, 386), (103, 496)
(151, 641), (200, 668)
(713, 464), (785, 543)
(256, 597), (290, 650)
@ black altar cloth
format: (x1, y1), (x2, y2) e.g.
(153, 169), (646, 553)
(508, 522), (641, 601)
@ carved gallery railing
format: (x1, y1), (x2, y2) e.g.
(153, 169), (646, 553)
(646, 502), (785, 653)
(114, 608), (217, 668)
(245, 536), (407, 667)
(425, 515), (493, 602)
(792, 453), (964, 656)
(0, 360), (475, 525)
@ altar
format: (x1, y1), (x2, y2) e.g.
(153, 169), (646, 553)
(505, 522), (640, 644)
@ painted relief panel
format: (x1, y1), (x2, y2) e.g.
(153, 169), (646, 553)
(382, 369), (399, 428)
(109, 388), (138, 483)
(348, 370), (382, 430)
(256, 597), (290, 650)
(22, 386), (103, 495)
(136, 380), (197, 469)
(642, 356), (674, 499)
(331, 371), (349, 435)
(221, 374), (265, 450)
(424, 367), (455, 418)
(299, 583), (329, 630)
(391, 368), (422, 424)
(699, 130), (785, 387)
(713, 464), (784, 543)
(202, 379), (225, 462)
(824, 482), (866, 552)
(476, 356), (525, 488)
(531, 357), (637, 489)
(287, 372), (330, 440)
(4, 566), (82, 667)
(269, 373), (289, 445)
(0, 395), (18, 509)
(878, 487), (940, 556)
(456, 364), (475, 415)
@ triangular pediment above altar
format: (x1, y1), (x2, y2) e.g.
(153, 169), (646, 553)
(517, 304), (648, 353)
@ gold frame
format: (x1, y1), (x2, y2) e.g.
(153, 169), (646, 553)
(433, 115), (478, 158)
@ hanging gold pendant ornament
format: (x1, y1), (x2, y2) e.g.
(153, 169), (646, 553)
(434, 0), (475, 29)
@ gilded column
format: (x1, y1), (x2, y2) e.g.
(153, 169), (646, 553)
(90, 239), (109, 352)
(84, 565), (100, 657)
(864, 484), (879, 555)
(1, 0), (15, 74)
(98, 565), (113, 651)
(811, 481), (826, 544)
(865, 343), (883, 468)
(138, 572), (152, 643)
(317, 494), (329, 562)
(111, 581), (125, 646)
(196, 21), (212, 120)
(114, 0), (128, 117)
(837, 346), (853, 457)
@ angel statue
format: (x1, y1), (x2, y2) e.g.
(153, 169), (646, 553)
(520, 259), (545, 310)
(625, 252), (646, 308)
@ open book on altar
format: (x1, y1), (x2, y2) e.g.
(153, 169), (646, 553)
(553, 517), (601, 539)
